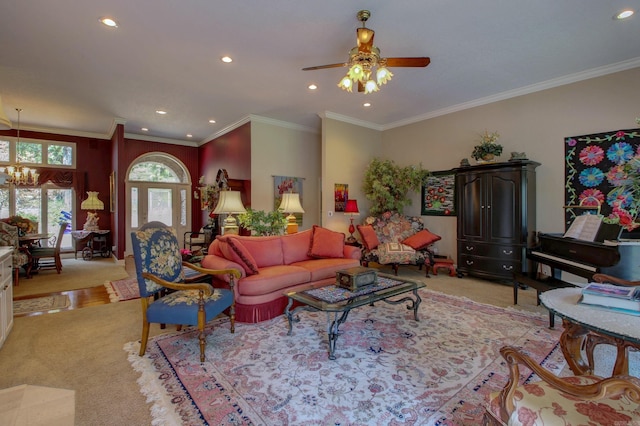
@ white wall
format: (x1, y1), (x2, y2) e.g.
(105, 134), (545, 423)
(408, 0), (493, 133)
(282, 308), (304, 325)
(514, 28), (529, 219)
(250, 118), (321, 231)
(320, 116), (382, 234)
(381, 67), (640, 259)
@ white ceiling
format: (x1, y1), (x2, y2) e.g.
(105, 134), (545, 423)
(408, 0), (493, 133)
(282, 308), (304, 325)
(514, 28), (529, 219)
(1, 1), (639, 144)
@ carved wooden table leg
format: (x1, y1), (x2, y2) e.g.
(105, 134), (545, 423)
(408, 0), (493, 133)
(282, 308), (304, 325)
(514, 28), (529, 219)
(560, 318), (592, 375)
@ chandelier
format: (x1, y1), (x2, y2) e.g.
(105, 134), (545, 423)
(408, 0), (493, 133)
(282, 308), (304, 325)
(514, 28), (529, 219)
(1, 108), (39, 186)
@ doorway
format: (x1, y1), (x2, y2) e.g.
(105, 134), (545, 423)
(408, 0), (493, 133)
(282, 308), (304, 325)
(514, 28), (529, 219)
(125, 153), (193, 255)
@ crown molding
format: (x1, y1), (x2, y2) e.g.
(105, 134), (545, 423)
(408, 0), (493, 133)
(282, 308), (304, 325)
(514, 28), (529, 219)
(249, 114), (318, 134)
(318, 111), (383, 131)
(123, 132), (199, 146)
(383, 57), (640, 130)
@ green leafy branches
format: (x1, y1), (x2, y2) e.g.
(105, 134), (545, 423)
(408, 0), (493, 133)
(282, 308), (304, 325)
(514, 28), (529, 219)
(237, 208), (287, 236)
(363, 158), (429, 216)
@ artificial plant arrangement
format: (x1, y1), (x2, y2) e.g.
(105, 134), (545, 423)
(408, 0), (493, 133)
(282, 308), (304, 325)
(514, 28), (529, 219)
(363, 158), (430, 216)
(237, 208), (287, 236)
(471, 130), (503, 162)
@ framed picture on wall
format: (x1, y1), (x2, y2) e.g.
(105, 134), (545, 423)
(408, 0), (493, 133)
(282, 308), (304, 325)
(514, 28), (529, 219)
(334, 183), (348, 212)
(421, 170), (456, 216)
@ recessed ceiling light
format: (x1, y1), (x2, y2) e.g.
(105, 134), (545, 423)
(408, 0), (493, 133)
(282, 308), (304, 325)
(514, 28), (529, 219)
(221, 56), (233, 63)
(308, 84), (318, 90)
(141, 127), (149, 132)
(155, 110), (167, 115)
(186, 134), (193, 138)
(99, 17), (119, 28)
(363, 102), (371, 107)
(614, 9), (634, 20)
(208, 119), (216, 124)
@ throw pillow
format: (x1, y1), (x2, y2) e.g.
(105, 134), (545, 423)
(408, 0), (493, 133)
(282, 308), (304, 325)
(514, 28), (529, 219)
(357, 224), (380, 250)
(402, 229), (441, 250)
(218, 236), (259, 275)
(308, 225), (345, 258)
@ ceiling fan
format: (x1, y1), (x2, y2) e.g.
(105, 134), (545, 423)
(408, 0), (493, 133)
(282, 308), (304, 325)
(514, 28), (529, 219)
(302, 10), (430, 93)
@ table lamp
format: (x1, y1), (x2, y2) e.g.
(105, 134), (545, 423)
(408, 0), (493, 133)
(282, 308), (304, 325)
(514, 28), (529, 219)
(344, 199), (360, 244)
(80, 191), (104, 231)
(278, 193), (305, 234)
(212, 190), (246, 235)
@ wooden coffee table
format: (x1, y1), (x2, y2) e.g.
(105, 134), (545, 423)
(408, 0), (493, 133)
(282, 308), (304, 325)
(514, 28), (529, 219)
(284, 273), (425, 360)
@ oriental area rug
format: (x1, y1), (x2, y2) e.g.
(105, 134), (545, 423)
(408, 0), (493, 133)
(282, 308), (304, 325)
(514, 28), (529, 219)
(13, 295), (70, 315)
(104, 277), (139, 302)
(125, 289), (565, 425)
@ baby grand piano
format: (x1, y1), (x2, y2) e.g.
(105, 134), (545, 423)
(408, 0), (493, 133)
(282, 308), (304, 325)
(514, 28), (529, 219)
(514, 232), (640, 325)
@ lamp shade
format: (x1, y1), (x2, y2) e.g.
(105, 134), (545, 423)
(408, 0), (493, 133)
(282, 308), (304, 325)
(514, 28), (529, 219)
(278, 193), (305, 214)
(212, 190), (246, 214)
(0, 96), (12, 130)
(344, 199), (360, 214)
(80, 191), (104, 210)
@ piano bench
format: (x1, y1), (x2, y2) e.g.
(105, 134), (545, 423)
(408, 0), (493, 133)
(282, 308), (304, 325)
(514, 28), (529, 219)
(428, 257), (456, 277)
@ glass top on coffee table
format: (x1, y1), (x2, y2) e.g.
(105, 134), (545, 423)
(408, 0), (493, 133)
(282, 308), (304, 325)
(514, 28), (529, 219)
(284, 273), (426, 360)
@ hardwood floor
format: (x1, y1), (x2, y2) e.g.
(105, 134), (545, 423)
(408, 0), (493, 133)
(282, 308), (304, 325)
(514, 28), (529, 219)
(13, 285), (112, 317)
(13, 257), (136, 317)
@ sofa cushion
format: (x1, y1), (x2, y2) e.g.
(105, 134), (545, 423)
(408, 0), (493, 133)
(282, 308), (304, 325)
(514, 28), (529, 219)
(226, 237), (259, 275)
(377, 242), (417, 265)
(236, 265), (310, 296)
(216, 237), (257, 276)
(357, 224), (380, 250)
(281, 229), (313, 264)
(402, 229), (441, 250)
(208, 239), (224, 257)
(292, 257), (361, 282)
(308, 225), (345, 258)
(233, 235), (284, 268)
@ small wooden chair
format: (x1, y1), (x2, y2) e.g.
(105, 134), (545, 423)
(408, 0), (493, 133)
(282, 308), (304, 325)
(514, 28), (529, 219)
(484, 346), (640, 425)
(29, 222), (68, 275)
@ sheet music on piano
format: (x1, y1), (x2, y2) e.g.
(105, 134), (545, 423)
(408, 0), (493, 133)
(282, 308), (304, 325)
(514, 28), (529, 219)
(563, 214), (623, 243)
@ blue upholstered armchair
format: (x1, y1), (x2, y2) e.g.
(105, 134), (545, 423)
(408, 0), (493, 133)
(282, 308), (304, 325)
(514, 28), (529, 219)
(131, 222), (240, 362)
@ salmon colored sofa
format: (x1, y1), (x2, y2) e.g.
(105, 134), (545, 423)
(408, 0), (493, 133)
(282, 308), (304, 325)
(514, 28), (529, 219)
(201, 226), (361, 323)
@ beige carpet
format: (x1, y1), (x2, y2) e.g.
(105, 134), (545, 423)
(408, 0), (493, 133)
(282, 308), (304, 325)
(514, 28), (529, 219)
(14, 256), (130, 298)
(0, 261), (553, 425)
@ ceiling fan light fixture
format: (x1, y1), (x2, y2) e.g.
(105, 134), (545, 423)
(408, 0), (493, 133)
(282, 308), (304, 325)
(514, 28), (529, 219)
(376, 66), (393, 85)
(347, 64), (365, 82)
(338, 76), (353, 92)
(364, 79), (379, 94)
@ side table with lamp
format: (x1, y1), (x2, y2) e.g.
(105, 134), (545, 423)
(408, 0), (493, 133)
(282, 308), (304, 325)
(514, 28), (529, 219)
(344, 199), (360, 245)
(278, 192), (305, 234)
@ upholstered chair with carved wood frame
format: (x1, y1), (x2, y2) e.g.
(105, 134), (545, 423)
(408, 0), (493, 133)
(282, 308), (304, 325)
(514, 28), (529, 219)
(131, 221), (240, 362)
(0, 222), (32, 285)
(483, 345), (640, 425)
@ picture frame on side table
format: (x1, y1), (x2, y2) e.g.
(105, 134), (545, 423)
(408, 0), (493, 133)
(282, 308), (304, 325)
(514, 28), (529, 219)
(421, 170), (456, 216)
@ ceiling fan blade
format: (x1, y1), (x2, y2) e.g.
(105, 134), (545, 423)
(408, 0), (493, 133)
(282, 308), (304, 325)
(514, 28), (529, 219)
(384, 57), (431, 67)
(358, 81), (364, 93)
(357, 27), (375, 53)
(302, 63), (347, 71)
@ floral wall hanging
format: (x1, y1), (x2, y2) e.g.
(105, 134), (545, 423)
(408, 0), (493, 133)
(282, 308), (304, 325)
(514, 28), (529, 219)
(565, 127), (640, 232)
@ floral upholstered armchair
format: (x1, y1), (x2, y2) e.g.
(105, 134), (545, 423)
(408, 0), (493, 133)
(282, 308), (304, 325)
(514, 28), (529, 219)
(484, 346), (640, 425)
(0, 221), (32, 285)
(357, 212), (440, 275)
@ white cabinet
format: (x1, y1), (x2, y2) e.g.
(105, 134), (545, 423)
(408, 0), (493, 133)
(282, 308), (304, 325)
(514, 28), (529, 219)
(0, 247), (13, 349)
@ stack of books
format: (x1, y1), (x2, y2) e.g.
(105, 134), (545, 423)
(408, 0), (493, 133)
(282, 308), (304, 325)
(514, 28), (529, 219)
(580, 283), (640, 316)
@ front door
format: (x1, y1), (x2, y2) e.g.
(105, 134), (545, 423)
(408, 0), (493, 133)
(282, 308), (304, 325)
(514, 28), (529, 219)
(125, 182), (190, 256)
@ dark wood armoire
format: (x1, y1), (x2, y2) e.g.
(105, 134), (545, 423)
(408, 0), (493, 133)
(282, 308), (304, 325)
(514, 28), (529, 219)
(455, 160), (540, 280)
